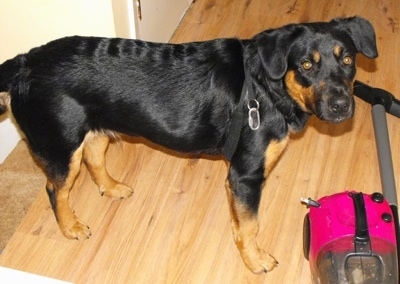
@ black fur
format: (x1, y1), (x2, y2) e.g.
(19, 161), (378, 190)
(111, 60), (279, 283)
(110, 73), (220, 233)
(0, 17), (377, 268)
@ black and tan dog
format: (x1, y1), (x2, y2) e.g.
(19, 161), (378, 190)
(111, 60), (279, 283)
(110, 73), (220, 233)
(0, 17), (377, 273)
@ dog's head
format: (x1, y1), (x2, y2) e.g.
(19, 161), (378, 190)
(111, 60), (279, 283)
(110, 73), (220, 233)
(257, 17), (378, 123)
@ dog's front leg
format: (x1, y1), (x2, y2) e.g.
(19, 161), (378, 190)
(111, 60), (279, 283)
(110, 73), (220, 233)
(226, 138), (288, 273)
(225, 175), (278, 274)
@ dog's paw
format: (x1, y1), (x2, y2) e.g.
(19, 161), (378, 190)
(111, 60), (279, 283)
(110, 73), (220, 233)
(100, 183), (134, 200)
(60, 217), (91, 240)
(243, 248), (279, 274)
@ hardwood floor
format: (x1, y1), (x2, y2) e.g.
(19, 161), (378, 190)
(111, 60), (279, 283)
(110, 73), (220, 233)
(1, 0), (399, 283)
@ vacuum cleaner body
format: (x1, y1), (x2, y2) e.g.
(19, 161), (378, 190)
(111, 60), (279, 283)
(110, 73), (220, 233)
(304, 191), (398, 283)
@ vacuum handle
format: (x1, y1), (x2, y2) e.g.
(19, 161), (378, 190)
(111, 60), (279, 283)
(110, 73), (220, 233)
(351, 192), (370, 244)
(354, 80), (400, 118)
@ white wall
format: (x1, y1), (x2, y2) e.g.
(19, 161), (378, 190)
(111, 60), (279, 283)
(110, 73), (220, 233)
(137, 0), (192, 42)
(0, 0), (117, 163)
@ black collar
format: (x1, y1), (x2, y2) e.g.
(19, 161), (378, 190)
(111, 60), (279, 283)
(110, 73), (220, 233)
(222, 68), (258, 161)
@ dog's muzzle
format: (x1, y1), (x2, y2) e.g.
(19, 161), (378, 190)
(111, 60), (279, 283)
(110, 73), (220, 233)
(324, 94), (354, 123)
(317, 85), (354, 123)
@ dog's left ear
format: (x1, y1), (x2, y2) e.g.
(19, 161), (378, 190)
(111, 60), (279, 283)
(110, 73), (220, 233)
(333, 17), (378, 58)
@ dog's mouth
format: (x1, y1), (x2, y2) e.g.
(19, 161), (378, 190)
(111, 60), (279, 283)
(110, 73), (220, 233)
(329, 115), (351, 124)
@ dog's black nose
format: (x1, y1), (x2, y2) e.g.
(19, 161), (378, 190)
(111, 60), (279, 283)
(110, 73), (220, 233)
(328, 95), (350, 113)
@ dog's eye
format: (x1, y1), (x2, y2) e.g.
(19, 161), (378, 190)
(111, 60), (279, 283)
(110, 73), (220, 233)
(302, 60), (313, 70)
(343, 56), (353, 65)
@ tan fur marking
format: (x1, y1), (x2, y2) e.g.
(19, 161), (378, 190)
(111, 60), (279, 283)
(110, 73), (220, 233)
(225, 181), (278, 273)
(312, 51), (321, 63)
(53, 143), (92, 240)
(83, 131), (133, 199)
(264, 137), (289, 176)
(284, 70), (315, 112)
(334, 44), (343, 57)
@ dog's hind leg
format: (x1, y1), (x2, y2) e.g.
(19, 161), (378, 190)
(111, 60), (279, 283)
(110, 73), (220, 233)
(45, 143), (92, 240)
(82, 131), (134, 199)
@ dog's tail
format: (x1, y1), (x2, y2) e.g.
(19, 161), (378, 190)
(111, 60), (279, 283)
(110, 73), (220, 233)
(0, 92), (11, 115)
(0, 56), (23, 115)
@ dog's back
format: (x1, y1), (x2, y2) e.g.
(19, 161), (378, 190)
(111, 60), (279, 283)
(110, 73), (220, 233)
(0, 36), (246, 153)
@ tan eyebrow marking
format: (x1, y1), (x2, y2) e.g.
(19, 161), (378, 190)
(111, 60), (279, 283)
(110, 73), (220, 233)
(333, 44), (343, 57)
(313, 51), (321, 63)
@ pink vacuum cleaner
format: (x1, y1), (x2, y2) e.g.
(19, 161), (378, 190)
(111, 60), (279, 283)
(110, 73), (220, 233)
(302, 81), (400, 283)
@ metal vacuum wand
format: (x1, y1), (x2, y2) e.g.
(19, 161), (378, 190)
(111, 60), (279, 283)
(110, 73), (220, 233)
(354, 80), (400, 278)
(353, 80), (399, 208)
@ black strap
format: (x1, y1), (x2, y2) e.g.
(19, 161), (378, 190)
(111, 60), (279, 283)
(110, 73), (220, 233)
(222, 68), (256, 161)
(351, 192), (370, 244)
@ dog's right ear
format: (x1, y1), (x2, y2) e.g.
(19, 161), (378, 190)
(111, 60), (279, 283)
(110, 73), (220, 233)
(332, 17), (378, 59)
(257, 25), (303, 81)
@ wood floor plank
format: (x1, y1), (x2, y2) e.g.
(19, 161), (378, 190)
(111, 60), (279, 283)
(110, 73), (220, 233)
(1, 0), (399, 283)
